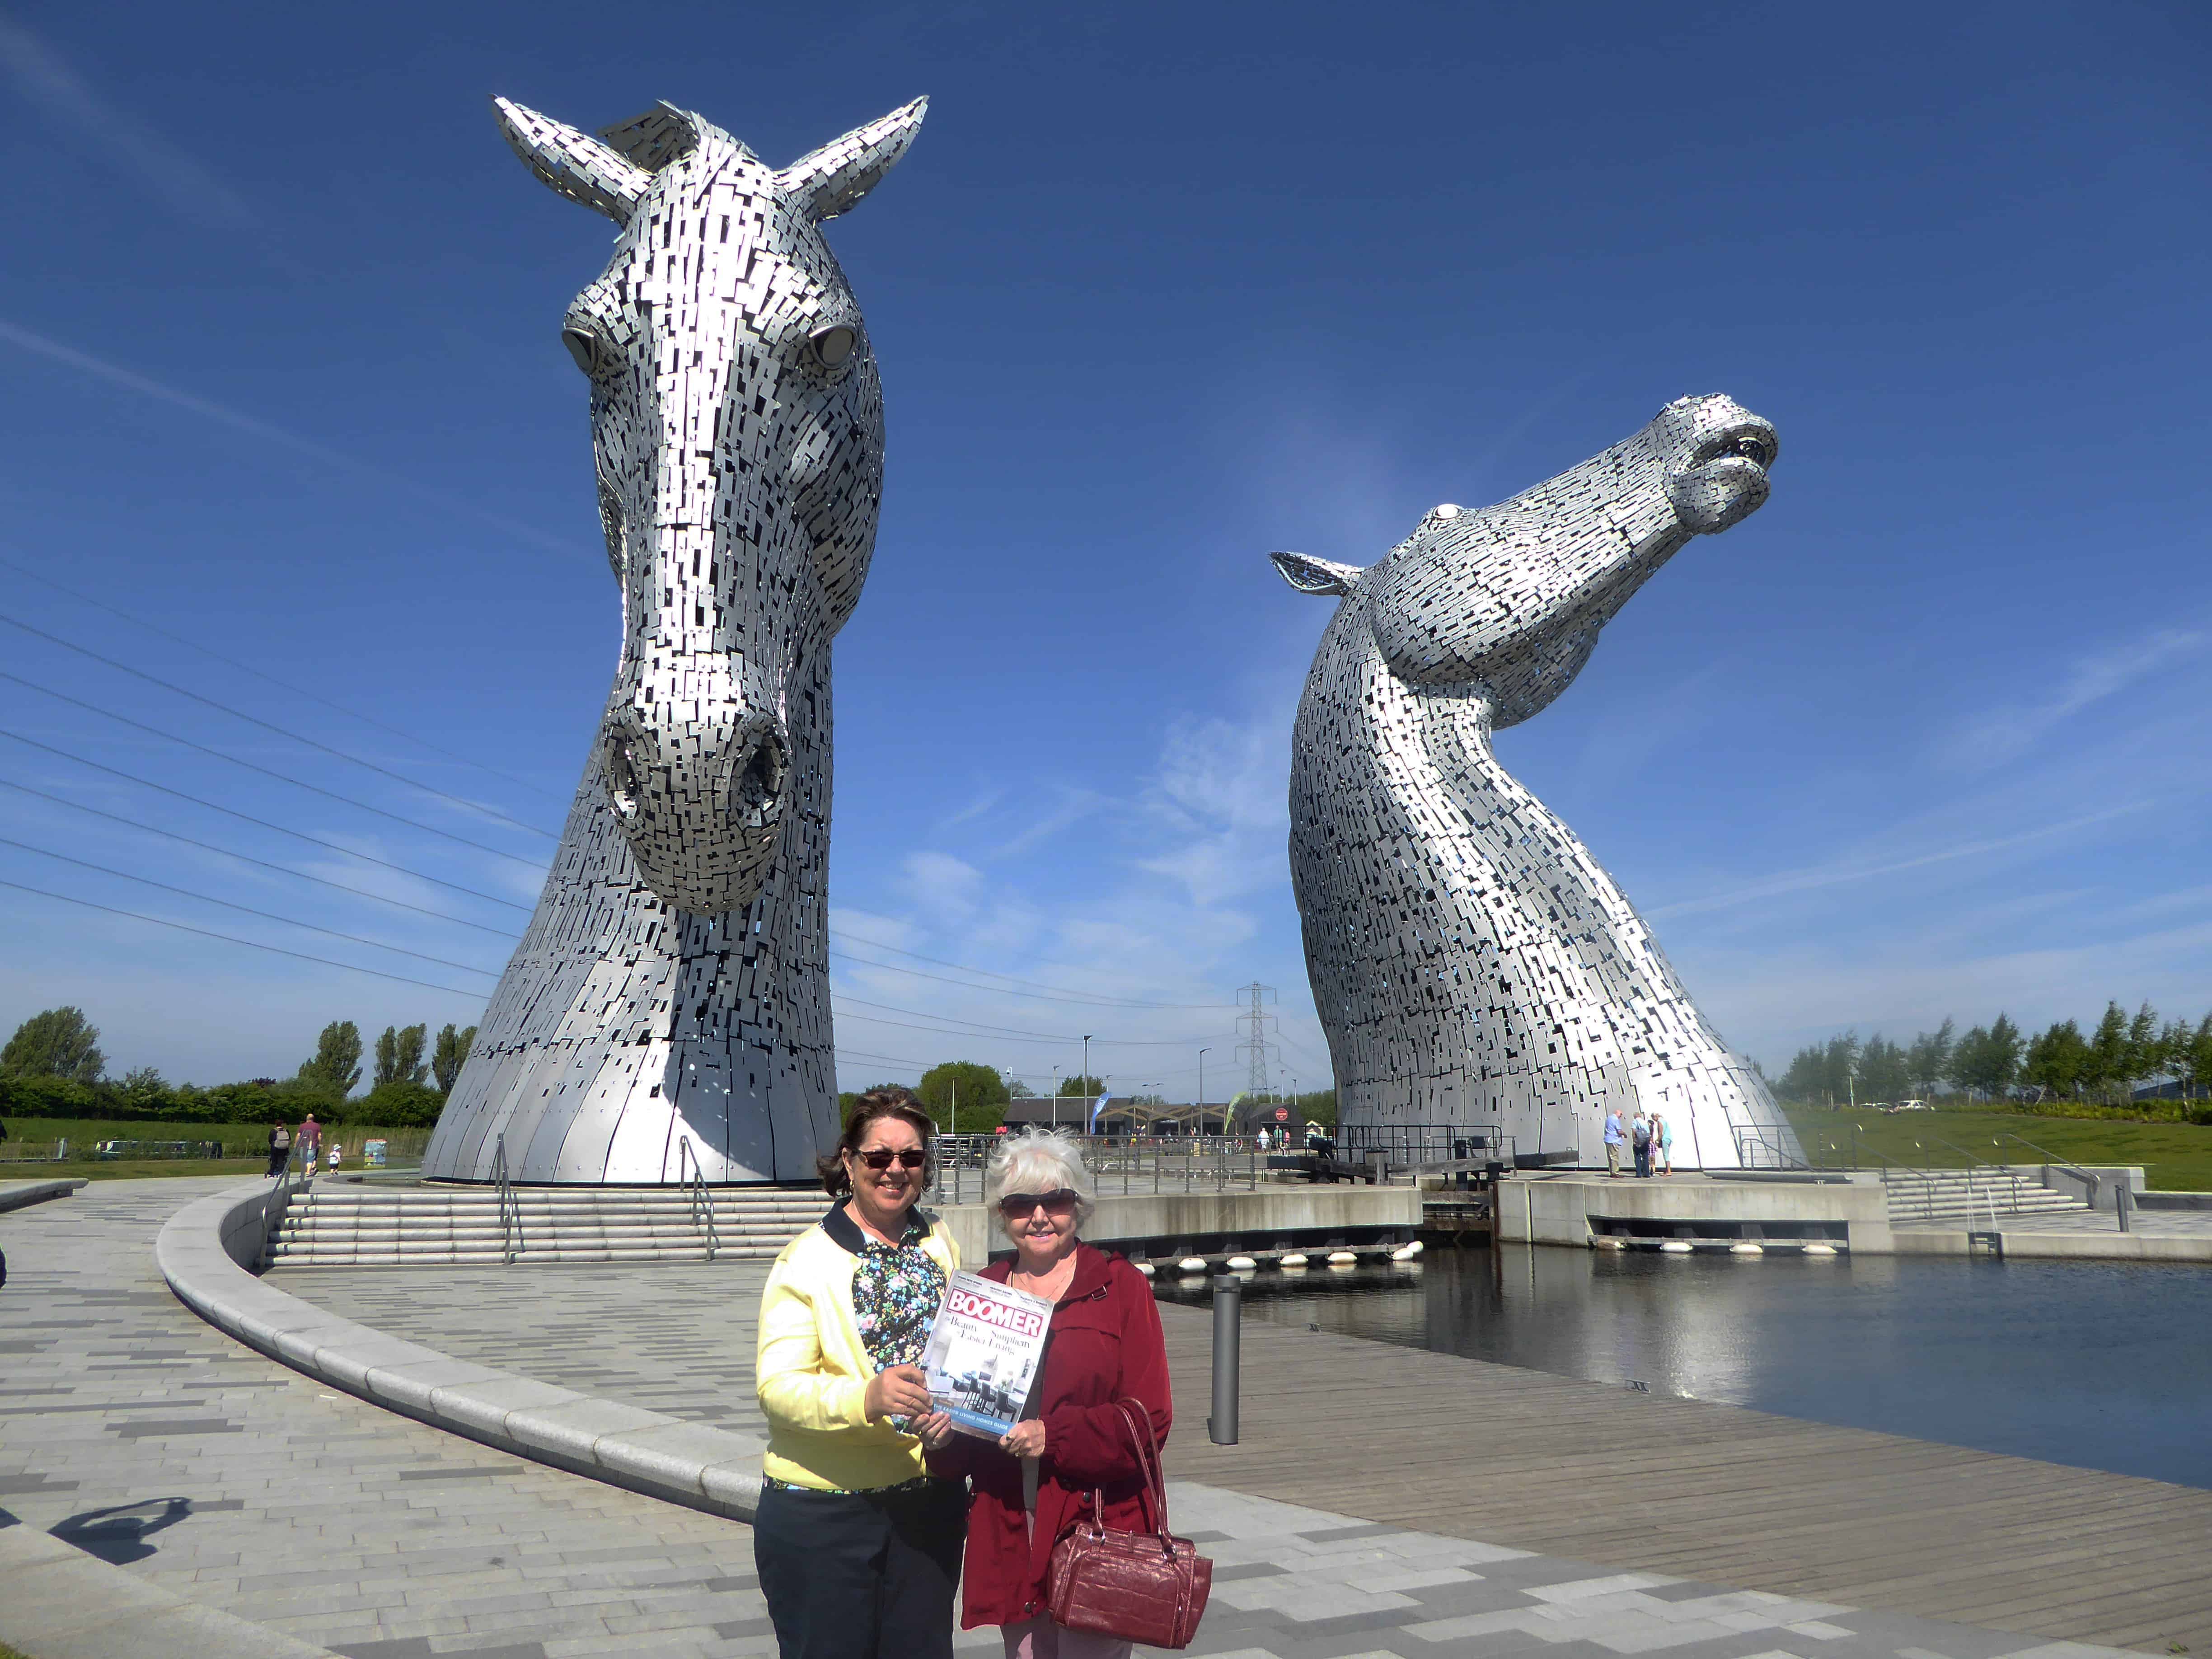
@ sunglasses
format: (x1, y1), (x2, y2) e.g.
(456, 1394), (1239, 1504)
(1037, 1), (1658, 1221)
(998, 1189), (1080, 1218)
(851, 1147), (929, 1171)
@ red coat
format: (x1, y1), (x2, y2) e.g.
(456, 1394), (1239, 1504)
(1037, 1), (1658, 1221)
(928, 1244), (1173, 1629)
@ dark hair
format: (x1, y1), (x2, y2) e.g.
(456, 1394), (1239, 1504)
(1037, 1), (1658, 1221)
(818, 1086), (937, 1196)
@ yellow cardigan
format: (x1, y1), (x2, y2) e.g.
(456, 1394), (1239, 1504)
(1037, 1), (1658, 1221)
(755, 1201), (961, 1492)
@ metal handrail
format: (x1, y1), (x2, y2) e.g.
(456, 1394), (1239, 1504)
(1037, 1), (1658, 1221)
(678, 1138), (718, 1261)
(1987, 1130), (2103, 1199)
(261, 1135), (308, 1265)
(492, 1133), (521, 1265)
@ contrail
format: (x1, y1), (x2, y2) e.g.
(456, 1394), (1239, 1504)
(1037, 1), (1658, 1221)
(0, 318), (586, 560)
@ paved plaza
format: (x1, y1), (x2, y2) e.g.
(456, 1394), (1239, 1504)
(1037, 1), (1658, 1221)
(0, 1180), (2170, 1659)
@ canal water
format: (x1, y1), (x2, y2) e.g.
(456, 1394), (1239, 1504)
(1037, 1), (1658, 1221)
(1154, 1247), (2212, 1490)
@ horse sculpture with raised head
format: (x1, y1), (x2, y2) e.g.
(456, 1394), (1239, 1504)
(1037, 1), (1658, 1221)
(422, 93), (925, 1184)
(1272, 394), (1803, 1171)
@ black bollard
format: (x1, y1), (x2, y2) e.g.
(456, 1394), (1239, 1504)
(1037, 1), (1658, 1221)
(1208, 1272), (1241, 1445)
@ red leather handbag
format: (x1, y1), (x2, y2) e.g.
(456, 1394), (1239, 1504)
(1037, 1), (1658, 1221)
(1045, 1401), (1213, 1650)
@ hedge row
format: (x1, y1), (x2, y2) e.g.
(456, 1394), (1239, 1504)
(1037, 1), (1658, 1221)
(0, 1073), (446, 1128)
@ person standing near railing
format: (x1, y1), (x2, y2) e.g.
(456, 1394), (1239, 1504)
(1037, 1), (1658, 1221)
(267, 1122), (291, 1179)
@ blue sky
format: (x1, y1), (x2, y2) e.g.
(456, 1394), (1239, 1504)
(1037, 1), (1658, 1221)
(1, 0), (2207, 1097)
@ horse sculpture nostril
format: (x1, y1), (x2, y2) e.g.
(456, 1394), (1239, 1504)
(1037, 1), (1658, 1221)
(735, 730), (788, 819)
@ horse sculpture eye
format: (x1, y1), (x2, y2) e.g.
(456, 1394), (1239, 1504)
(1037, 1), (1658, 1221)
(810, 324), (856, 369)
(1729, 435), (1774, 467)
(562, 326), (605, 377)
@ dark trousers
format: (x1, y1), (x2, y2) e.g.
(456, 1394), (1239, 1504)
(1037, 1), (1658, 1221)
(1633, 1141), (1651, 1177)
(755, 1478), (966, 1659)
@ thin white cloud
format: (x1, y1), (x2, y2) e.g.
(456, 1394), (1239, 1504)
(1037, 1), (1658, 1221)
(1645, 802), (2152, 921)
(1940, 626), (2209, 770)
(0, 19), (258, 229)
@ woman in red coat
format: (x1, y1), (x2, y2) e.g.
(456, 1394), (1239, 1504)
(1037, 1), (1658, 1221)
(925, 1129), (1172, 1659)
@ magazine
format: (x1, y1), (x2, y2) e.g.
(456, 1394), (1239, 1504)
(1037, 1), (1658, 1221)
(920, 1271), (1054, 1440)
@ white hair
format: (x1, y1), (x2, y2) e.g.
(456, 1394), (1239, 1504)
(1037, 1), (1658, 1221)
(985, 1128), (1097, 1235)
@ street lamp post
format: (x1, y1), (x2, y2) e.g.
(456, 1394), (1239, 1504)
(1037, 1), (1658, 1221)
(1082, 1035), (1092, 1135)
(1198, 1049), (1210, 1138)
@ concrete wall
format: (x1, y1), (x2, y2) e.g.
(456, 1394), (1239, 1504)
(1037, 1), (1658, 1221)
(938, 1186), (1420, 1266)
(2021, 1163), (2144, 1212)
(1495, 1173), (1896, 1253)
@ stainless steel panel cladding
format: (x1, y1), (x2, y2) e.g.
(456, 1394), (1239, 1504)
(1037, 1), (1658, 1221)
(422, 95), (925, 1184)
(1272, 395), (1801, 1172)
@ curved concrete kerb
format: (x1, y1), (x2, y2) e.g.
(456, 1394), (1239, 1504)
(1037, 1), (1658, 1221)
(155, 1181), (767, 1519)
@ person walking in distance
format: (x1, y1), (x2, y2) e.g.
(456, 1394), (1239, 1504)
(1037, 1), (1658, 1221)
(297, 1114), (322, 1179)
(1631, 1110), (1652, 1178)
(1603, 1107), (1626, 1178)
(1654, 1113), (1674, 1176)
(267, 1121), (292, 1178)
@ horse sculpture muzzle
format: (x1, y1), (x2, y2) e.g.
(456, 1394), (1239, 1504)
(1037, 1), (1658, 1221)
(599, 683), (791, 916)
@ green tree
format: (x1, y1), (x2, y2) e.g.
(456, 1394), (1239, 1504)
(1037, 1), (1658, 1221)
(0, 1006), (105, 1083)
(117, 1064), (169, 1110)
(2183, 1014), (2212, 1101)
(1058, 1074), (1106, 1097)
(431, 1023), (477, 1093)
(1856, 1035), (1910, 1104)
(2123, 1002), (2160, 1097)
(1950, 1015), (2022, 1098)
(297, 1020), (362, 1097)
(1906, 1019), (1955, 1097)
(373, 1023), (429, 1089)
(2083, 1002), (2129, 1104)
(355, 1079), (445, 1128)
(916, 1061), (1009, 1134)
(2020, 1020), (2088, 1101)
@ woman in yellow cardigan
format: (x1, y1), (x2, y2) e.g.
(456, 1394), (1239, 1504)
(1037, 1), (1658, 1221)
(755, 1086), (964, 1659)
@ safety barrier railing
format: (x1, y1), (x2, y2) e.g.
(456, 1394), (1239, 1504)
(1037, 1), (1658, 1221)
(677, 1137), (719, 1261)
(261, 1135), (311, 1264)
(933, 1133), (1265, 1200)
(492, 1133), (522, 1265)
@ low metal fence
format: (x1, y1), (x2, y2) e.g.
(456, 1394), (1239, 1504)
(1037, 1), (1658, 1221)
(932, 1133), (1265, 1205)
(1336, 1122), (1513, 1174)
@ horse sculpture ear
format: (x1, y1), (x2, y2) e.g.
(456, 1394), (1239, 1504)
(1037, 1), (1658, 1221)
(491, 96), (651, 225)
(1270, 552), (1365, 598)
(776, 96), (928, 222)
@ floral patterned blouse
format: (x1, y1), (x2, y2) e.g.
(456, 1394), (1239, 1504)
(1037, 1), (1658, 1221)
(851, 1214), (947, 1390)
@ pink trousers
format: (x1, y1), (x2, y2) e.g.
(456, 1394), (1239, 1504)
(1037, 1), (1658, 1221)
(999, 1616), (1132, 1659)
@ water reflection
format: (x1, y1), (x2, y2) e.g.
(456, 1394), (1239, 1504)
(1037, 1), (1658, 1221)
(1156, 1248), (2212, 1490)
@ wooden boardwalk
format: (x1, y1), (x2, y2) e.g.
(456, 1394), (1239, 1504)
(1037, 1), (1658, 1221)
(1156, 1301), (2212, 1654)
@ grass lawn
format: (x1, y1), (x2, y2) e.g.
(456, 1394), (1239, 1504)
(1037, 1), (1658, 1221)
(0, 1115), (430, 1181)
(1781, 1105), (2212, 1191)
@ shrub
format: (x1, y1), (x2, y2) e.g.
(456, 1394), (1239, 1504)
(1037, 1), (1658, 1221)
(349, 1081), (445, 1129)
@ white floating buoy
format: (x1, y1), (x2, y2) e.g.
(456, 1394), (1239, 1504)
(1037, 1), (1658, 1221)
(1178, 1257), (1209, 1273)
(1279, 1252), (1308, 1269)
(1135, 1261), (1155, 1276)
(1730, 1242), (1765, 1256)
(1391, 1239), (1425, 1261)
(1227, 1256), (1257, 1270)
(1326, 1250), (1358, 1265)
(1803, 1242), (1838, 1256)
(1659, 1241), (1695, 1254)
(1593, 1236), (1627, 1251)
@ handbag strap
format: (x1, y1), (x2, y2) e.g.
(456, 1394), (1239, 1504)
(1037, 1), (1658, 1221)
(1109, 1399), (1172, 1536)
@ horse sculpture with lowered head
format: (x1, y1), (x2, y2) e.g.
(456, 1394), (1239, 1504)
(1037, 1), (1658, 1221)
(422, 93), (925, 1184)
(1272, 394), (1804, 1172)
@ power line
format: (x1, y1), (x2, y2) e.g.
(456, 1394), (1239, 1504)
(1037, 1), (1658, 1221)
(830, 994), (1214, 1047)
(0, 728), (533, 911)
(830, 939), (1229, 1012)
(0, 776), (523, 938)
(0, 670), (550, 869)
(0, 551), (571, 805)
(829, 927), (1224, 1011)
(0, 876), (488, 998)
(0, 834), (503, 978)
(0, 613), (558, 840)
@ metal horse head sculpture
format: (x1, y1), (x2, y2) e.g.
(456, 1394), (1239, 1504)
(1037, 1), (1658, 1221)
(1272, 394), (1803, 1171)
(422, 95), (924, 1185)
